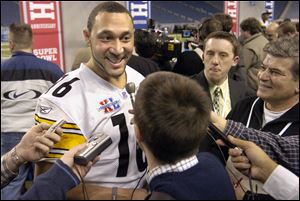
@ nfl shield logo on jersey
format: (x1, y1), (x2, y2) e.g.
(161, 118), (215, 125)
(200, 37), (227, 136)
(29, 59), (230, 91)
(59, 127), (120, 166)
(99, 98), (120, 113)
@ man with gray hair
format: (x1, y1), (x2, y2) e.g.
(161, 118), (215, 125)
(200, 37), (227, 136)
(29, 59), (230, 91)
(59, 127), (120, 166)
(227, 35), (299, 200)
(228, 35), (299, 137)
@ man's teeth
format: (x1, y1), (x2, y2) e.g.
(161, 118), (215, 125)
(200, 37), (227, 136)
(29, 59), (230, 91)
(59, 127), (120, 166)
(108, 58), (122, 64)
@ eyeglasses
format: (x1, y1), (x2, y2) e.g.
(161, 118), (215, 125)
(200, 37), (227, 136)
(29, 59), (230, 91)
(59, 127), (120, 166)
(258, 65), (286, 78)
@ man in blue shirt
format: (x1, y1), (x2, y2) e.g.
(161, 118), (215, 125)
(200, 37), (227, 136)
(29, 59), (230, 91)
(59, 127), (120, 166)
(1, 23), (64, 199)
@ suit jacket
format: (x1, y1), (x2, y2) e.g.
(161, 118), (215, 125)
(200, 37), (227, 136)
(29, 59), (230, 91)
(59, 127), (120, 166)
(191, 71), (255, 109)
(191, 70), (255, 165)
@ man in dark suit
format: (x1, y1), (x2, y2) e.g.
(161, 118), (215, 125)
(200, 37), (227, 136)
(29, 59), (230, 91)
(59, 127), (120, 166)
(192, 31), (254, 118)
(191, 31), (254, 165)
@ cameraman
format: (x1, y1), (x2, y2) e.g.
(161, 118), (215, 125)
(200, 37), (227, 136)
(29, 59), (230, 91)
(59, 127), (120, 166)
(134, 28), (174, 71)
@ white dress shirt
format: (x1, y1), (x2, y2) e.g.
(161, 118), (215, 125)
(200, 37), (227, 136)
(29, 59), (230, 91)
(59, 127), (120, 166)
(263, 165), (299, 200)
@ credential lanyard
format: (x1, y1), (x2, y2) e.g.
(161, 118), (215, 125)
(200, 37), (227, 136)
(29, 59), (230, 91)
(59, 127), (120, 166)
(246, 97), (293, 135)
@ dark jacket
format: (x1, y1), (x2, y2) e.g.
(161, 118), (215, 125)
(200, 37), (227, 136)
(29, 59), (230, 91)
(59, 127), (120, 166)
(227, 97), (299, 137)
(149, 152), (236, 200)
(172, 51), (204, 76)
(128, 55), (160, 77)
(19, 160), (79, 200)
(191, 71), (255, 164)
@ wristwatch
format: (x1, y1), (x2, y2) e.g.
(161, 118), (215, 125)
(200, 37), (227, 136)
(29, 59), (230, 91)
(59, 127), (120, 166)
(11, 147), (25, 166)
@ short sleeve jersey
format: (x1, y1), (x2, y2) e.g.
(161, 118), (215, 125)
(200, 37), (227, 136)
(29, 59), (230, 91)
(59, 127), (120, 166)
(34, 63), (147, 188)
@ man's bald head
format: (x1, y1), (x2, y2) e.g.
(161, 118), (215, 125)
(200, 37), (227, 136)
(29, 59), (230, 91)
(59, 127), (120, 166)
(265, 22), (279, 42)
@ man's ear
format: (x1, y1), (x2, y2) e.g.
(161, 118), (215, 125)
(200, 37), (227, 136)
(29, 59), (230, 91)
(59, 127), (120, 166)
(83, 29), (91, 47)
(295, 81), (299, 94)
(9, 40), (15, 52)
(232, 56), (239, 66)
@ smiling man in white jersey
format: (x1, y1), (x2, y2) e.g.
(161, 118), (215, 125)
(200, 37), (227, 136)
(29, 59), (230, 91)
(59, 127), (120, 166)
(34, 2), (147, 199)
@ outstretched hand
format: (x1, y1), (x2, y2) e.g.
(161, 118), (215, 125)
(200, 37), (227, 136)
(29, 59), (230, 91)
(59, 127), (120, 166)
(60, 144), (100, 180)
(227, 135), (278, 183)
(16, 123), (62, 163)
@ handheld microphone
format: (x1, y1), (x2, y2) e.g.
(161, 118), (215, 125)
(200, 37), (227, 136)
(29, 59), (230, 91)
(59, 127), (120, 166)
(125, 82), (136, 107)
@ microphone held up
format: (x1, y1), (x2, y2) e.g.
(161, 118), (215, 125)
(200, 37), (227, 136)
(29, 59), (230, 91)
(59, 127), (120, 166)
(125, 82), (136, 109)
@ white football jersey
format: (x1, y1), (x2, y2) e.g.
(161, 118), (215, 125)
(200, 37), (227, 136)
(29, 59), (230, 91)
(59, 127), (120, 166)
(35, 63), (147, 188)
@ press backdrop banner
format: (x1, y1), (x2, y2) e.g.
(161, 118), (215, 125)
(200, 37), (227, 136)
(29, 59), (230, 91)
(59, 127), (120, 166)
(127, 1), (151, 29)
(20, 1), (65, 71)
(224, 1), (240, 37)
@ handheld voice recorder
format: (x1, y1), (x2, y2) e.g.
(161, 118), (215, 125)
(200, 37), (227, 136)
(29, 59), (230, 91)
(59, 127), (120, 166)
(45, 118), (66, 135)
(74, 134), (112, 165)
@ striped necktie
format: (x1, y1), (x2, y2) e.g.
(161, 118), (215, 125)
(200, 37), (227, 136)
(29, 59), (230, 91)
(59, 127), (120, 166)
(213, 87), (222, 115)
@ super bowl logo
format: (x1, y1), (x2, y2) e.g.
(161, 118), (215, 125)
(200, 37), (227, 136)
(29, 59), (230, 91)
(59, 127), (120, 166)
(99, 98), (120, 113)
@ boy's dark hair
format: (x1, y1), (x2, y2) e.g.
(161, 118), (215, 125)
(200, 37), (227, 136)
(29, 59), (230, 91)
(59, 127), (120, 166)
(134, 72), (211, 163)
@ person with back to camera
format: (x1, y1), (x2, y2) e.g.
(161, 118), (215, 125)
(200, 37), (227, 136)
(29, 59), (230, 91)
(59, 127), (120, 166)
(34, 2), (148, 199)
(1, 23), (64, 200)
(239, 17), (269, 90)
(213, 13), (233, 33)
(133, 71), (236, 200)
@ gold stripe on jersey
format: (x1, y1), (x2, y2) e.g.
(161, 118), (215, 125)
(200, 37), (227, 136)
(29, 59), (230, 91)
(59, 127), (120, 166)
(34, 114), (81, 130)
(34, 114), (87, 159)
(48, 153), (65, 158)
